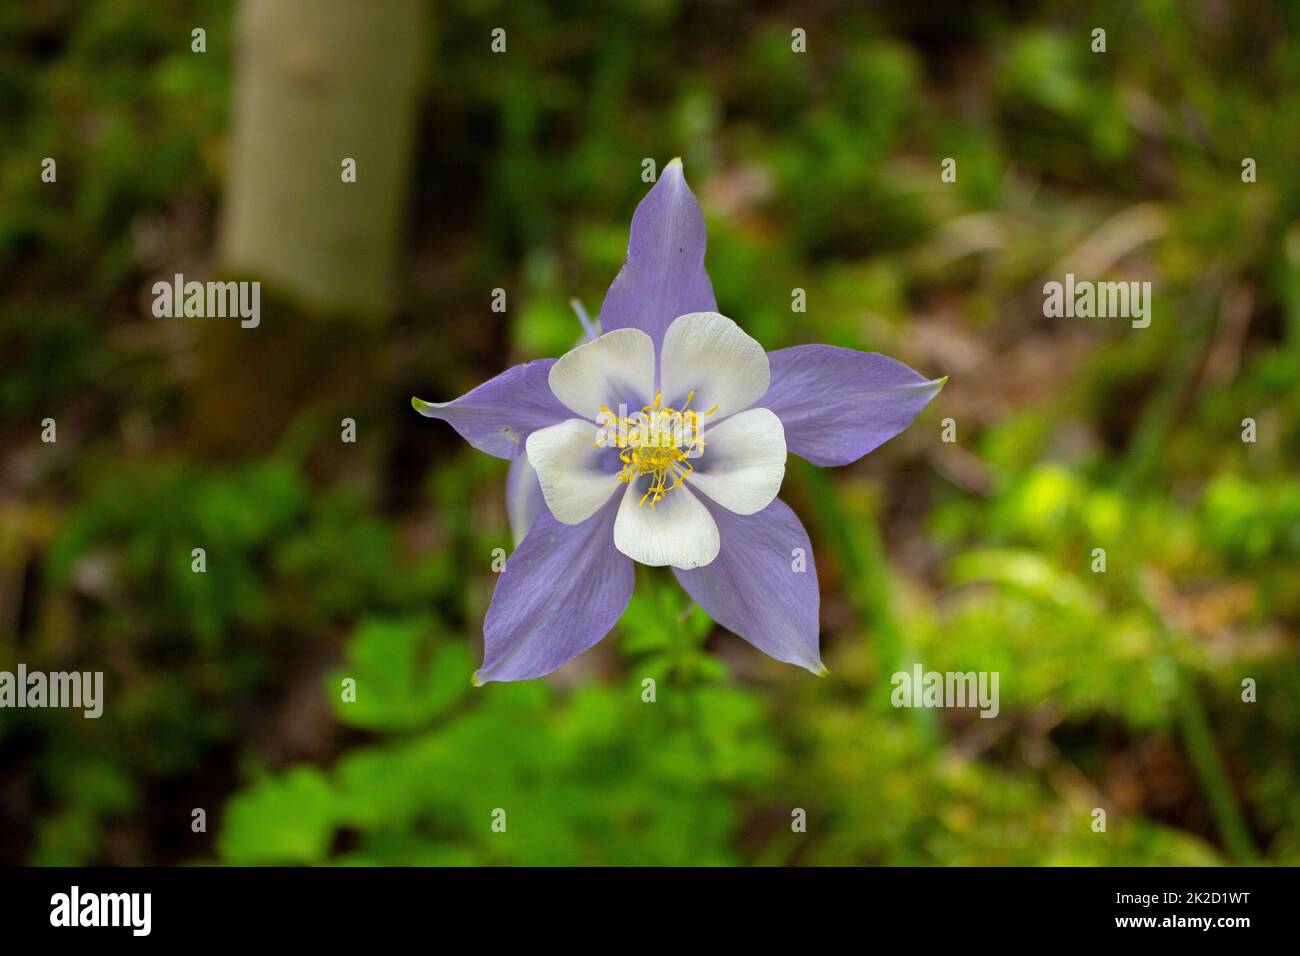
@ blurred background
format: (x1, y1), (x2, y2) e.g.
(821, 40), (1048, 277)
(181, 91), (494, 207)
(1, 0), (1298, 866)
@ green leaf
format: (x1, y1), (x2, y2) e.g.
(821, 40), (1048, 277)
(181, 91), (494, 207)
(217, 766), (336, 865)
(329, 617), (473, 731)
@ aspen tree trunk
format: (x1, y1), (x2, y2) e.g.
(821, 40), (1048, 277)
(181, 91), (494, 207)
(220, 0), (426, 317)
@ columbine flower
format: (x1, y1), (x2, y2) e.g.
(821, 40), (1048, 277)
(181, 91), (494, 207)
(414, 158), (944, 683)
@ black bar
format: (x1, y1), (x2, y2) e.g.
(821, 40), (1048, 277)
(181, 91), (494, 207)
(0, 866), (1284, 942)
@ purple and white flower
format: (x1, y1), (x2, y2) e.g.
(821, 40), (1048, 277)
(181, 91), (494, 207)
(415, 159), (944, 683)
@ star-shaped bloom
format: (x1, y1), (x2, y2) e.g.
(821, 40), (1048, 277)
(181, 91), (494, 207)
(415, 159), (944, 683)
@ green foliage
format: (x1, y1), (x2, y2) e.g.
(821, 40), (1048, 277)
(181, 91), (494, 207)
(221, 618), (776, 865)
(220, 766), (336, 865)
(48, 457), (306, 643)
(326, 618), (473, 732)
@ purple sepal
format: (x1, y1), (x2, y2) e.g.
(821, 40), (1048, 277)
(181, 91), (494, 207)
(413, 359), (571, 460)
(598, 159), (717, 355)
(762, 345), (944, 467)
(673, 495), (824, 674)
(477, 495), (632, 683)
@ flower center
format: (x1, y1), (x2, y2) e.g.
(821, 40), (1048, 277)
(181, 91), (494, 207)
(597, 391), (717, 507)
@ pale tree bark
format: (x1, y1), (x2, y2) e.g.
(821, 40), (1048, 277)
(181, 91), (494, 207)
(220, 0), (426, 317)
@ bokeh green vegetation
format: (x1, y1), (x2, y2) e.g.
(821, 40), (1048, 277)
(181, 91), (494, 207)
(1, 0), (1297, 865)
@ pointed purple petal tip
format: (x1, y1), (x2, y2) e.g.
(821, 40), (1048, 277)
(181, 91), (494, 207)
(674, 497), (823, 674)
(597, 157), (717, 351)
(412, 360), (571, 460)
(477, 498), (633, 682)
(762, 346), (946, 467)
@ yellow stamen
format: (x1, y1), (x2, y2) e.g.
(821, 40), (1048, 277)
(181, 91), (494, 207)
(598, 394), (711, 507)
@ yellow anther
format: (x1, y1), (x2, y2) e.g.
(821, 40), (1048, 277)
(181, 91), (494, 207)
(596, 393), (712, 507)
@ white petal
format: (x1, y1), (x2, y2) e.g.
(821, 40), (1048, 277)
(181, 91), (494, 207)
(659, 312), (770, 419)
(613, 481), (719, 569)
(525, 419), (620, 525)
(689, 407), (787, 515)
(548, 328), (654, 419)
